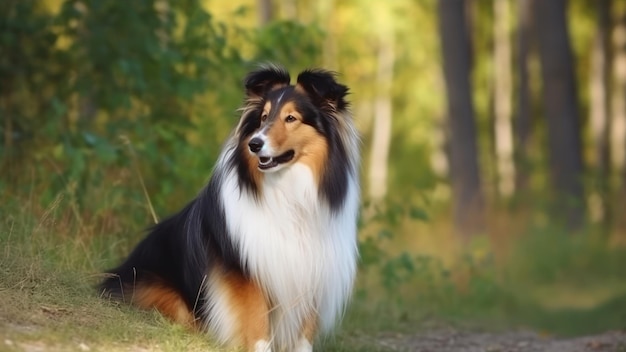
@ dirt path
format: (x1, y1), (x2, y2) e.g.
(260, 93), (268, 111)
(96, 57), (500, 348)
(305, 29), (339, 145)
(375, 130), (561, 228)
(368, 329), (626, 352)
(3, 323), (626, 351)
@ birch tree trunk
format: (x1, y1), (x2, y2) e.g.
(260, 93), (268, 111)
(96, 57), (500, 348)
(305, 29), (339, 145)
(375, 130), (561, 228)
(514, 0), (533, 193)
(281, 0), (296, 20)
(257, 0), (273, 26)
(368, 27), (395, 203)
(589, 0), (613, 226)
(613, 10), (626, 230)
(613, 12), (626, 175)
(493, 0), (515, 198)
(437, 0), (484, 238)
(318, 0), (337, 69)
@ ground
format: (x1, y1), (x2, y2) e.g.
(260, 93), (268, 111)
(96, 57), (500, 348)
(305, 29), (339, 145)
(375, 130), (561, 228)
(2, 322), (625, 352)
(363, 329), (626, 352)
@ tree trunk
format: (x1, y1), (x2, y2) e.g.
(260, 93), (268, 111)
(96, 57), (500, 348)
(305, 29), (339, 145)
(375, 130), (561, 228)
(281, 0), (297, 20)
(493, 0), (515, 198)
(368, 27), (395, 203)
(317, 0), (337, 69)
(614, 9), (626, 230)
(514, 0), (533, 193)
(437, 0), (484, 239)
(534, 0), (586, 229)
(589, 0), (613, 227)
(257, 0), (273, 26)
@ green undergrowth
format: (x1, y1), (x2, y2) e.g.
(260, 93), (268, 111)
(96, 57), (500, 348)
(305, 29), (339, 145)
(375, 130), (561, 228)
(355, 213), (626, 338)
(0, 212), (220, 351)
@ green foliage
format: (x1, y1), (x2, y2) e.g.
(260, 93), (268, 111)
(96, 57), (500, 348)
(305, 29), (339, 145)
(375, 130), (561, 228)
(0, 0), (327, 216)
(254, 20), (324, 69)
(357, 201), (626, 336)
(507, 223), (626, 285)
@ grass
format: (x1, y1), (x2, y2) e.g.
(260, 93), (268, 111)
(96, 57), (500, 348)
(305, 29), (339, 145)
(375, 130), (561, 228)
(1, 183), (626, 351)
(0, 200), (219, 351)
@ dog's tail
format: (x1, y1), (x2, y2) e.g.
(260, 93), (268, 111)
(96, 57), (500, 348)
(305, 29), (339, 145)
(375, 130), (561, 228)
(99, 209), (202, 328)
(101, 272), (196, 327)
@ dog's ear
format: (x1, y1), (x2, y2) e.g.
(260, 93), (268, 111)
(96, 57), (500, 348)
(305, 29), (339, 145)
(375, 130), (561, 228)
(296, 69), (349, 111)
(244, 65), (291, 99)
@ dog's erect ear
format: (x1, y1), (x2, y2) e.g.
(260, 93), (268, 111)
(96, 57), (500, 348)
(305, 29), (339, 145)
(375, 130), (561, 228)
(244, 65), (291, 99)
(296, 69), (349, 111)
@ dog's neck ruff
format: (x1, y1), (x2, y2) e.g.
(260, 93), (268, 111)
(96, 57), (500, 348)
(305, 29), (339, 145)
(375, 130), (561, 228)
(214, 141), (359, 350)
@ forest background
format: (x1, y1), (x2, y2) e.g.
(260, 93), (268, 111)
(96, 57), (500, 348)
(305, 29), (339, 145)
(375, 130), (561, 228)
(1, 0), (626, 350)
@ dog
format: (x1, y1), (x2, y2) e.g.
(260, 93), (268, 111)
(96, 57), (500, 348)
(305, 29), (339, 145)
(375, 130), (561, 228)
(99, 65), (360, 352)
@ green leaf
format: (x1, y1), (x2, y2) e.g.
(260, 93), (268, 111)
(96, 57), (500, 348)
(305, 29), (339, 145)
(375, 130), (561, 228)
(409, 206), (429, 221)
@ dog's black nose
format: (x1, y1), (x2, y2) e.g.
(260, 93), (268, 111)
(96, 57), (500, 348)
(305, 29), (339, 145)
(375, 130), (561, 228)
(248, 137), (264, 153)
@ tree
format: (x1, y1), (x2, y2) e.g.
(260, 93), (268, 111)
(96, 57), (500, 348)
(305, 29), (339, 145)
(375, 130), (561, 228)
(0, 0), (244, 210)
(493, 0), (515, 198)
(257, 0), (273, 26)
(613, 7), (626, 231)
(437, 0), (484, 238)
(368, 17), (395, 203)
(514, 0), (533, 193)
(589, 0), (613, 228)
(534, 0), (586, 229)
(0, 1), (58, 181)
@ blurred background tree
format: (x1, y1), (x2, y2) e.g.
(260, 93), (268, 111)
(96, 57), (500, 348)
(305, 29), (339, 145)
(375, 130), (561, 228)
(437, 0), (484, 239)
(534, 0), (586, 230)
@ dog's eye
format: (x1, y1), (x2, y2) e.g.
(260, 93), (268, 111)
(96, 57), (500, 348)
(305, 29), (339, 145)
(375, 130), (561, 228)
(285, 115), (297, 123)
(261, 113), (268, 122)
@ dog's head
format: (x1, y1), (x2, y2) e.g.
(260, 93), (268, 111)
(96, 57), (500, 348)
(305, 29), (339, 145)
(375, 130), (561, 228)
(236, 65), (349, 175)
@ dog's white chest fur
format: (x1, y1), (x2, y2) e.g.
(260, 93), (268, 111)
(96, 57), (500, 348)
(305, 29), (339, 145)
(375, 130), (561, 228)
(220, 161), (359, 349)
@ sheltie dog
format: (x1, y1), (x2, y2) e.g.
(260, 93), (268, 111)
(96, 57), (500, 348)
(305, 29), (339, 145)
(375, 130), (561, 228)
(99, 65), (360, 352)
